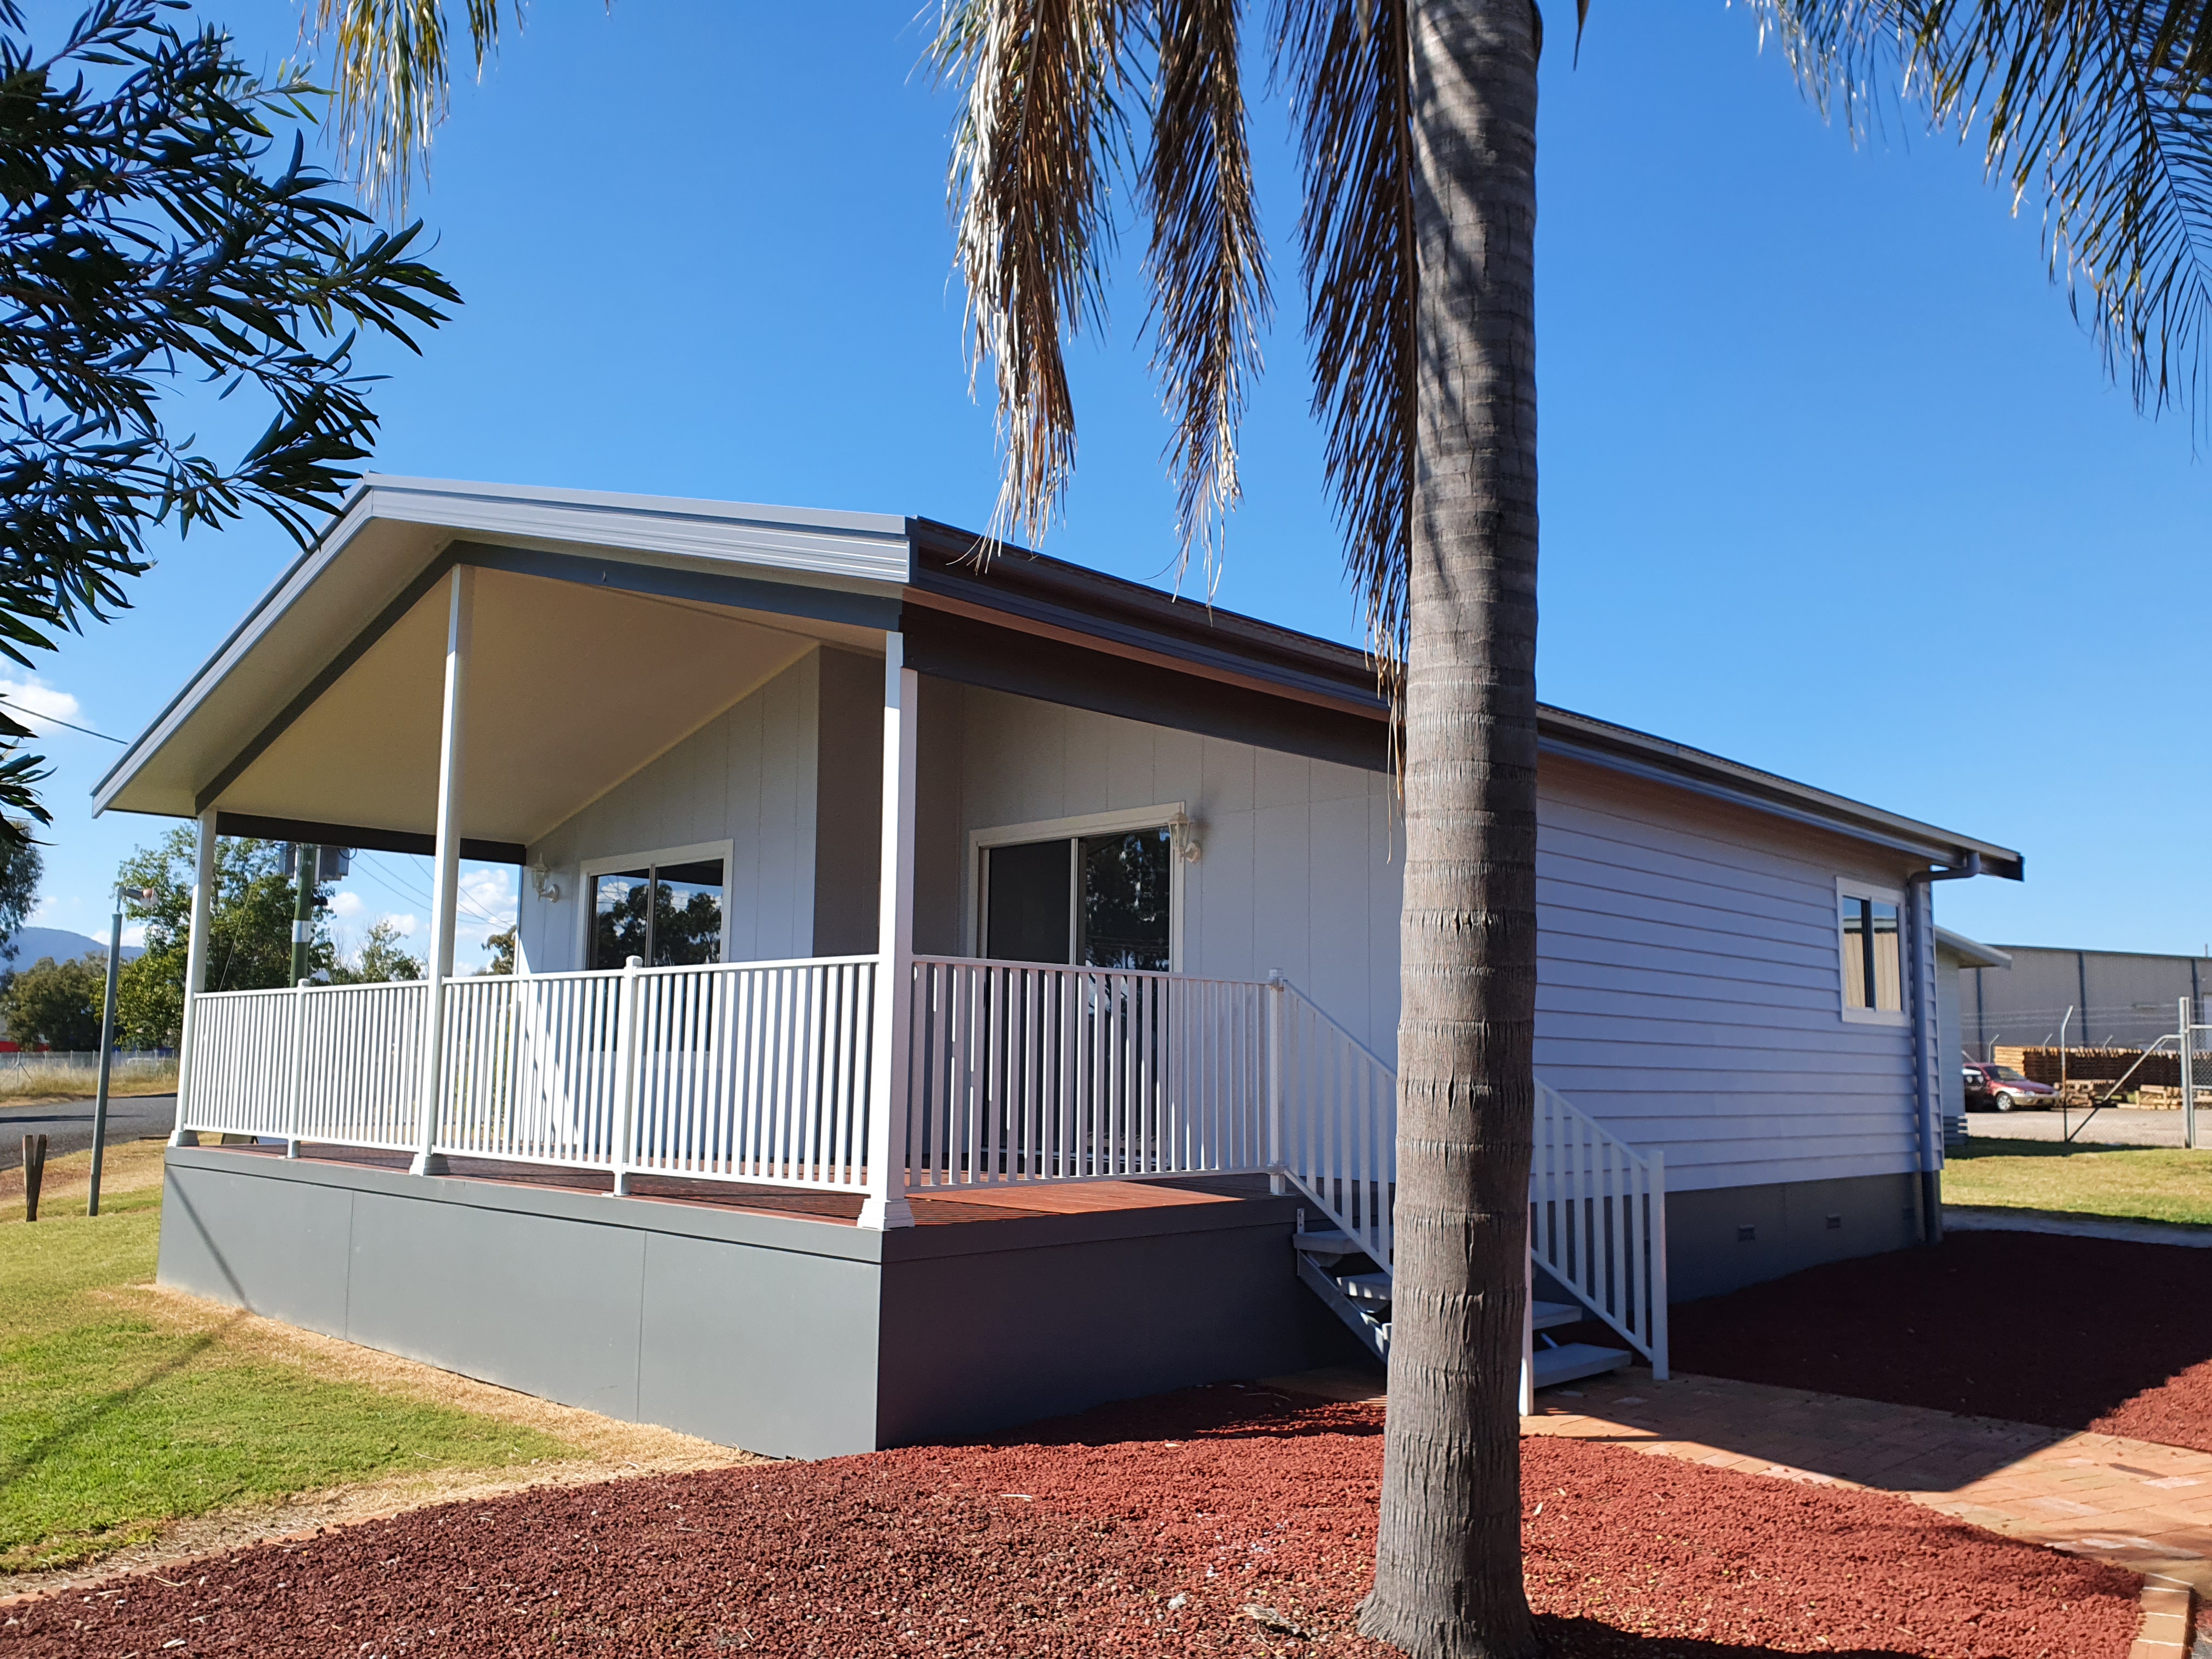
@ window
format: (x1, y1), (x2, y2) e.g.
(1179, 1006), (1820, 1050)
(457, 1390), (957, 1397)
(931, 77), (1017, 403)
(975, 809), (1182, 971)
(1837, 880), (1905, 1023)
(585, 850), (727, 969)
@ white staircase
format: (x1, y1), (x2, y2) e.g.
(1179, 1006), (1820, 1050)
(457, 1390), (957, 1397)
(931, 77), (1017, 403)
(1272, 985), (1668, 1395)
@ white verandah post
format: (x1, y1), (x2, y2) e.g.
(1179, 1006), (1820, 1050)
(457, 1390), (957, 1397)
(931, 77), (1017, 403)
(411, 566), (473, 1177)
(860, 634), (917, 1231)
(168, 805), (218, 1147)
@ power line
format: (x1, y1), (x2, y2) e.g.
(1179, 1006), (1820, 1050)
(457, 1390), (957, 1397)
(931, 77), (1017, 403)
(0, 696), (123, 743)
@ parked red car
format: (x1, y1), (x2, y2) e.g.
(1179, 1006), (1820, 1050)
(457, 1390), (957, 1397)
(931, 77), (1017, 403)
(1963, 1062), (2058, 1111)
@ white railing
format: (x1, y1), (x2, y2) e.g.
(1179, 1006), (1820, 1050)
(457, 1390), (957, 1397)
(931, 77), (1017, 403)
(185, 957), (878, 1193)
(903, 956), (1268, 1187)
(1531, 1078), (1668, 1376)
(1274, 986), (1397, 1268)
(185, 953), (1666, 1373)
(187, 980), (429, 1149)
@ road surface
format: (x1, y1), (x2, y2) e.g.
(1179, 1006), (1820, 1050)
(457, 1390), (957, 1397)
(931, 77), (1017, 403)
(1963, 1105), (2195, 1149)
(0, 1092), (175, 1170)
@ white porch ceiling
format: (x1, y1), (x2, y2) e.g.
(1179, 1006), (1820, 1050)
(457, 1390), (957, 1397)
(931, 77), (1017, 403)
(215, 567), (845, 848)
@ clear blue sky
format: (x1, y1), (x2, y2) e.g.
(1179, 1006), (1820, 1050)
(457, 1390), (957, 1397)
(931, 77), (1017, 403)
(21, 0), (2211, 966)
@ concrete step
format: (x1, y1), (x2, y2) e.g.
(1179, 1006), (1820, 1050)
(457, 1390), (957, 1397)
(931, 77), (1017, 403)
(1531, 1341), (1632, 1389)
(1335, 1271), (1392, 1306)
(1531, 1299), (1582, 1331)
(1291, 1227), (1362, 1260)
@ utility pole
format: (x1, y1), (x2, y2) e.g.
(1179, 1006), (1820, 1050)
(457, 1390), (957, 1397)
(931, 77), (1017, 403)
(290, 843), (318, 986)
(88, 884), (148, 1217)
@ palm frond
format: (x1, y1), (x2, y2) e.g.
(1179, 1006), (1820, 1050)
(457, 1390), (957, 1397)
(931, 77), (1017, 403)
(1143, 0), (1269, 589)
(307, 0), (521, 211)
(1272, 0), (1415, 679)
(1762, 0), (2212, 426)
(934, 0), (1144, 549)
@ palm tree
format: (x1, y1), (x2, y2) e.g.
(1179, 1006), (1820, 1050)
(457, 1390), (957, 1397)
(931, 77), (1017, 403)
(315, 2), (2212, 1653)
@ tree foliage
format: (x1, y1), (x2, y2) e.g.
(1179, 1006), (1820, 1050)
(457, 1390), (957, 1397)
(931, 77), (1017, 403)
(0, 832), (37, 960)
(333, 915), (422, 982)
(114, 828), (329, 1044)
(0, 0), (459, 832)
(0, 949), (102, 1047)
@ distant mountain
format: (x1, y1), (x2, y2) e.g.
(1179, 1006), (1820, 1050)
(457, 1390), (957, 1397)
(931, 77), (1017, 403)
(5, 925), (144, 966)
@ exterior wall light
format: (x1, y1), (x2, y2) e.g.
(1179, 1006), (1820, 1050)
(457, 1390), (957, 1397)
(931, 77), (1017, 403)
(529, 861), (561, 902)
(1167, 811), (1203, 865)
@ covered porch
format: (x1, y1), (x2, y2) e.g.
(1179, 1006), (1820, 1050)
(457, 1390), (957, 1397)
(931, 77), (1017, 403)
(101, 478), (1670, 1453)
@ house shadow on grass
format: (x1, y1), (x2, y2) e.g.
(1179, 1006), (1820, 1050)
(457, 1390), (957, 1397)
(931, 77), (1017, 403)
(1529, 1618), (1998, 1657)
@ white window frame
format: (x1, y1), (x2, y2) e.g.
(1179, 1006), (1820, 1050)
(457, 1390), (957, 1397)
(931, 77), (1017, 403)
(967, 803), (1189, 971)
(577, 839), (736, 968)
(1836, 876), (1910, 1027)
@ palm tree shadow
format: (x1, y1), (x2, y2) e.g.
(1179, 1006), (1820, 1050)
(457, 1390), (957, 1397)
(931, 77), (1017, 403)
(1532, 1616), (1929, 1656)
(0, 1310), (247, 1500)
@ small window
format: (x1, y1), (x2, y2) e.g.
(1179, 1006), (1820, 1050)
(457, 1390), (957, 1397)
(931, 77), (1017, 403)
(590, 857), (725, 969)
(1838, 882), (1905, 1022)
(983, 826), (1173, 971)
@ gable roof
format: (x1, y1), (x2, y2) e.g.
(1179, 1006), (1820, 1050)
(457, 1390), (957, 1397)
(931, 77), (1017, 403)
(92, 477), (2024, 881)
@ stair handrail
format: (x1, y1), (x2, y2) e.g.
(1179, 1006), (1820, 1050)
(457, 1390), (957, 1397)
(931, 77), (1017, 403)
(1269, 980), (1397, 1277)
(1531, 1078), (1668, 1379)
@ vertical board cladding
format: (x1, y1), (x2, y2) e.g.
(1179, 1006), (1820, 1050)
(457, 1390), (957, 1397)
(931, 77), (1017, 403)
(919, 680), (1930, 1195)
(518, 651), (823, 970)
(913, 679), (1404, 1058)
(811, 648), (886, 956)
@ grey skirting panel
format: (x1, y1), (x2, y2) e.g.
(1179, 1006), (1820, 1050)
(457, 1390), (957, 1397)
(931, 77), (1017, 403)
(1663, 1170), (1925, 1302)
(156, 1149), (1360, 1459)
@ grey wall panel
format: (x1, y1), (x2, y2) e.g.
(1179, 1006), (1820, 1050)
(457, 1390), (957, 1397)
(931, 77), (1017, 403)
(342, 1191), (650, 1422)
(1664, 1172), (1921, 1301)
(520, 650), (823, 971)
(874, 1212), (1364, 1447)
(636, 1230), (882, 1459)
(157, 1163), (355, 1333)
(811, 646), (885, 957)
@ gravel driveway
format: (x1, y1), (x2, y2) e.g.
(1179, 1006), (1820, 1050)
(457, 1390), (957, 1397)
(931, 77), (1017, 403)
(1965, 1105), (2196, 1147)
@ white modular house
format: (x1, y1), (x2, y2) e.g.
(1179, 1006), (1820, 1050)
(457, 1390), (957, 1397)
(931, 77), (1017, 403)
(96, 478), (2022, 1457)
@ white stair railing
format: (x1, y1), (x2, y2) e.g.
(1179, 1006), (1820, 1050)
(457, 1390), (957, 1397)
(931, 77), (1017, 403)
(1272, 981), (1396, 1270)
(1269, 982), (1669, 1380)
(1531, 1079), (1668, 1378)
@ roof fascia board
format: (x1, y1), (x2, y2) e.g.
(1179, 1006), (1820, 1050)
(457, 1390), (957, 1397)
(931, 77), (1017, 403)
(213, 810), (524, 866)
(92, 484), (385, 811)
(370, 478), (910, 582)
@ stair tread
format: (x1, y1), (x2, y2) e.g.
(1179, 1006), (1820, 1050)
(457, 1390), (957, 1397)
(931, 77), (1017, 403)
(1336, 1272), (1392, 1303)
(1530, 1341), (1632, 1389)
(1291, 1228), (1361, 1257)
(1531, 1299), (1582, 1330)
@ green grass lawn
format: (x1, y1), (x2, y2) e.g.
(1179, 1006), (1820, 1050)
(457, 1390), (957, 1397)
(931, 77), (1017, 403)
(1944, 1139), (2212, 1228)
(0, 1146), (571, 1573)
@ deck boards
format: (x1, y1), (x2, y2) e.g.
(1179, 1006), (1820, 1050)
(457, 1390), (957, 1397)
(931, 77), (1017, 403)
(208, 1142), (1271, 1228)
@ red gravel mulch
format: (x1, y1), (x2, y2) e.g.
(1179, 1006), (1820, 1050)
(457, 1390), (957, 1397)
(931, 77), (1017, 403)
(0, 1385), (2138, 1658)
(1669, 1229), (2212, 1449)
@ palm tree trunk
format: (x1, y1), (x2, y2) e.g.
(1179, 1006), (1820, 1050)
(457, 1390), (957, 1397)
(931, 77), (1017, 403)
(1357, 2), (1540, 1656)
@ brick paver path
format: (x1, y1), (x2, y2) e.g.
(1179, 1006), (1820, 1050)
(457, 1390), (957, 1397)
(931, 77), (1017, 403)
(1522, 1370), (2212, 1609)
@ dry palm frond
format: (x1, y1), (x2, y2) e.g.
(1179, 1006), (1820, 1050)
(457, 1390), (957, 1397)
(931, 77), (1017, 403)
(1272, 0), (1415, 682)
(306, 0), (521, 211)
(1760, 0), (2212, 427)
(1143, 0), (1269, 591)
(934, 0), (1144, 550)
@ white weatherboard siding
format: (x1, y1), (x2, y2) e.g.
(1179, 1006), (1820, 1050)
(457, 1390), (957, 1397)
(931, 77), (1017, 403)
(1532, 758), (1920, 1194)
(913, 680), (1404, 1059)
(918, 680), (1926, 1197)
(518, 651), (823, 971)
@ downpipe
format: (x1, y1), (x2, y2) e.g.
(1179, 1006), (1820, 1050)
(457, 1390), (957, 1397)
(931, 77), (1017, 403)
(1909, 854), (1982, 1244)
